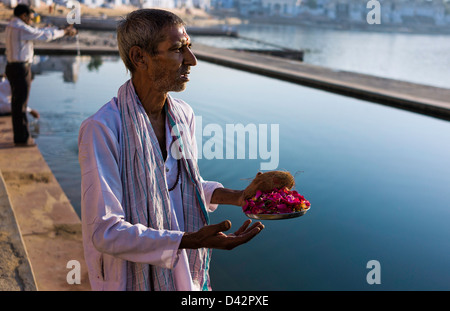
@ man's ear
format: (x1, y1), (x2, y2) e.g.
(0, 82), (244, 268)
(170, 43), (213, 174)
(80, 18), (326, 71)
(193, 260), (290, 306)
(129, 46), (148, 71)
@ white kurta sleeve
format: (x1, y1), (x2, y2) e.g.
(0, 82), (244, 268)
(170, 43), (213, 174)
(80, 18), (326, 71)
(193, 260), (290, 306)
(200, 179), (223, 212)
(79, 118), (183, 269)
(20, 24), (65, 42)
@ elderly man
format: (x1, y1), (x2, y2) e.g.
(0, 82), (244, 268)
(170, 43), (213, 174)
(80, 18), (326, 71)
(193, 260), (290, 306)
(5, 4), (76, 146)
(78, 9), (264, 291)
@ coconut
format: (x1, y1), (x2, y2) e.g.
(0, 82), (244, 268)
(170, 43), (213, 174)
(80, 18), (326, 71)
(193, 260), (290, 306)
(243, 171), (295, 200)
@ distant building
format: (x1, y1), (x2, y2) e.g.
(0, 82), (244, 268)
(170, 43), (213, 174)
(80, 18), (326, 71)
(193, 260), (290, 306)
(324, 0), (449, 25)
(261, 0), (299, 16)
(238, 0), (262, 16)
(3, 0), (42, 8)
(224, 0), (450, 26)
(143, 0), (176, 8)
(127, 0), (207, 9)
(192, 0), (210, 10)
(212, 0), (234, 9)
(2, 0), (18, 8)
(80, 0), (106, 7)
(387, 0), (447, 26)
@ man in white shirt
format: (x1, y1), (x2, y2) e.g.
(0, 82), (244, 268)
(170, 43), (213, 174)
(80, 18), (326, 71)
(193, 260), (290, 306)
(5, 4), (76, 146)
(78, 9), (264, 291)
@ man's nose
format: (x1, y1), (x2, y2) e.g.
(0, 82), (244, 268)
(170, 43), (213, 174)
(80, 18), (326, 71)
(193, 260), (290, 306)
(183, 47), (197, 67)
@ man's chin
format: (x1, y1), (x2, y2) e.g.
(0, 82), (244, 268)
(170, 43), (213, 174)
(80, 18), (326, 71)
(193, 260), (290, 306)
(171, 83), (188, 93)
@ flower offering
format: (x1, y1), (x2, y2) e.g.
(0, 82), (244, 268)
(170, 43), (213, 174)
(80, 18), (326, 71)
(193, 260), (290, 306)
(243, 187), (311, 215)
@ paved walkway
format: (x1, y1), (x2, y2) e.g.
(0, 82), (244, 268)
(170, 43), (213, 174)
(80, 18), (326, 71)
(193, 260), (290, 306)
(0, 116), (90, 291)
(0, 168), (36, 290)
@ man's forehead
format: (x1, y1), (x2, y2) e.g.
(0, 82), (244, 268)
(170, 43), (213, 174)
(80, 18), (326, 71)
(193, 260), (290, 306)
(165, 25), (191, 43)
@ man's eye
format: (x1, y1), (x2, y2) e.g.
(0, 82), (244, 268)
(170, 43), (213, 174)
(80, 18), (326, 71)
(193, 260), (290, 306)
(174, 44), (192, 53)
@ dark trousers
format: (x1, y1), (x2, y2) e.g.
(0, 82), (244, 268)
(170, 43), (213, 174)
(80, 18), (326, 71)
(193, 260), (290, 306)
(5, 62), (32, 144)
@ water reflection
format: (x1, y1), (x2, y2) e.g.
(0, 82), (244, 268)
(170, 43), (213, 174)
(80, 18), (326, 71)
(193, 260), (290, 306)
(87, 56), (103, 72)
(31, 55), (81, 83)
(0, 54), (112, 83)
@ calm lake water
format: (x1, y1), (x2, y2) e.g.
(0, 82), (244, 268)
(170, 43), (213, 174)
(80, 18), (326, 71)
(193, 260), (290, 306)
(24, 50), (450, 290)
(193, 23), (450, 89)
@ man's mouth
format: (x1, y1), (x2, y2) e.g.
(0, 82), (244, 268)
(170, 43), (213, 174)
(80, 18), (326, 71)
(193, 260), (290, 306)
(180, 72), (190, 81)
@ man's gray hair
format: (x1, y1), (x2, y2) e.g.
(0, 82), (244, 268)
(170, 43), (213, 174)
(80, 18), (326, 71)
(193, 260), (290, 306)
(117, 9), (185, 73)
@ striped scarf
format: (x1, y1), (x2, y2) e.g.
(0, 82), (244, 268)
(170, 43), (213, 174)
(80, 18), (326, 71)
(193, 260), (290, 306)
(117, 79), (212, 291)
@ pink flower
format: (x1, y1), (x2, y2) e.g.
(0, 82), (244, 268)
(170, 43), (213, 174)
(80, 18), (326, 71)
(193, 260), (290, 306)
(285, 195), (298, 204)
(243, 187), (311, 215)
(255, 190), (263, 199)
(271, 192), (282, 201)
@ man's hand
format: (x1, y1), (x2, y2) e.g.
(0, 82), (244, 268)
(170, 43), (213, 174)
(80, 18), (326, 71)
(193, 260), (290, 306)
(209, 172), (266, 207)
(29, 109), (40, 119)
(180, 219), (264, 250)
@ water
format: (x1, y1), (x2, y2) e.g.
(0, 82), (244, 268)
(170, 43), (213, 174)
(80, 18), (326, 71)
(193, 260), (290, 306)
(25, 53), (450, 290)
(193, 23), (450, 89)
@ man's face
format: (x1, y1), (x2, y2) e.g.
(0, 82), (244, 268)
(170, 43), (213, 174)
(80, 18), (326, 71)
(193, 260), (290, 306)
(19, 13), (33, 25)
(144, 25), (197, 93)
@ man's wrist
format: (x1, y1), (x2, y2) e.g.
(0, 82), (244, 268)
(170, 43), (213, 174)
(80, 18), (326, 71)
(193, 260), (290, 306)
(210, 188), (244, 206)
(179, 232), (199, 249)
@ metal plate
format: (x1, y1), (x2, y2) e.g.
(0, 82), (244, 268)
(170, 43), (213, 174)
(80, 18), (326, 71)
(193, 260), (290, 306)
(245, 210), (307, 220)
